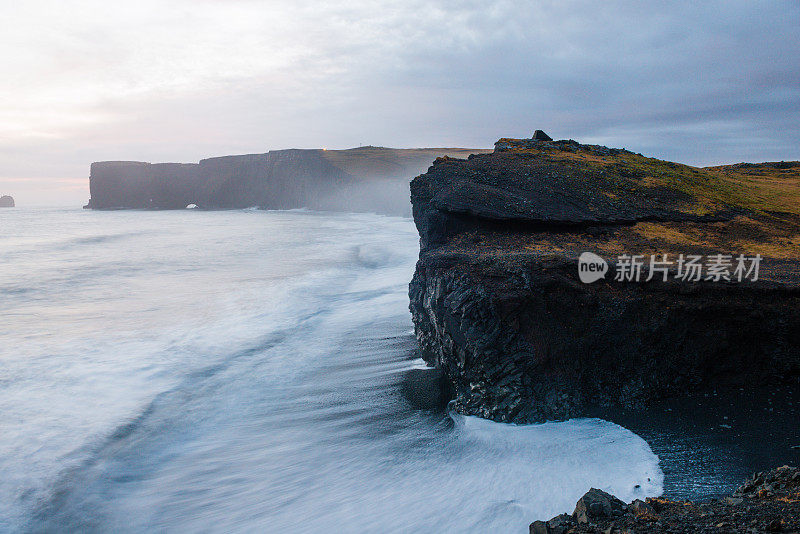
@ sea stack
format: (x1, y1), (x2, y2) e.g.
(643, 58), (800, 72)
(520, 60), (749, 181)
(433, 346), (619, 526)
(0, 195), (14, 207)
(409, 134), (800, 423)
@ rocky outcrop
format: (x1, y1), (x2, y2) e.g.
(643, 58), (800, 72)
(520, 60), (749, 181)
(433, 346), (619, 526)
(84, 146), (488, 214)
(532, 130), (552, 141)
(530, 466), (800, 533)
(0, 195), (14, 207)
(409, 133), (800, 423)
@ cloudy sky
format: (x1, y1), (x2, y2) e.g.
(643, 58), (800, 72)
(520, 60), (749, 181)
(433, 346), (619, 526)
(1, 0), (798, 205)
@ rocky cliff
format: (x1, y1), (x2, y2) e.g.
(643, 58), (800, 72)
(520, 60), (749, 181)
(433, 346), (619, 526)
(409, 134), (800, 423)
(0, 195), (14, 207)
(85, 147), (488, 214)
(86, 161), (199, 210)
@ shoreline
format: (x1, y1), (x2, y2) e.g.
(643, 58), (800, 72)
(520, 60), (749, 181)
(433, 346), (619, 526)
(403, 363), (799, 504)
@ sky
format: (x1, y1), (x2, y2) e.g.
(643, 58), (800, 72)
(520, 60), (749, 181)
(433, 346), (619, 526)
(1, 0), (799, 206)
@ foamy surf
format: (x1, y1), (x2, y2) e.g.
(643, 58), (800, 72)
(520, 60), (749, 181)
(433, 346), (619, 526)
(1, 208), (663, 533)
(407, 357), (431, 370)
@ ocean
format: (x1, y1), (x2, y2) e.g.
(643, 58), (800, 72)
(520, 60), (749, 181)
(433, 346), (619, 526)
(0, 207), (662, 532)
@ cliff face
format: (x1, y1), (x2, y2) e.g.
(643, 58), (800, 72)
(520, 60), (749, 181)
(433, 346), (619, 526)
(0, 195), (14, 207)
(409, 136), (800, 423)
(85, 147), (488, 214)
(194, 150), (352, 209)
(87, 161), (200, 209)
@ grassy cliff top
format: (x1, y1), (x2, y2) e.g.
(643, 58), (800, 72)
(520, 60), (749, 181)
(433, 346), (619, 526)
(492, 138), (800, 218)
(413, 137), (800, 280)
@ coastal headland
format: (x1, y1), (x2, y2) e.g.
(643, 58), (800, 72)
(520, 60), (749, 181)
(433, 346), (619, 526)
(409, 133), (800, 424)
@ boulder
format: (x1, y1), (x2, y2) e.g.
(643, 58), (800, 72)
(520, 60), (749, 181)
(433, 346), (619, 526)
(628, 498), (658, 519)
(572, 488), (627, 524)
(532, 129), (553, 141)
(735, 465), (800, 497)
(0, 195), (14, 207)
(529, 513), (573, 534)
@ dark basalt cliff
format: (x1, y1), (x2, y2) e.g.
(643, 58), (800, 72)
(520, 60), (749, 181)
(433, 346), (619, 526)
(0, 195), (14, 207)
(85, 146), (488, 214)
(409, 135), (800, 423)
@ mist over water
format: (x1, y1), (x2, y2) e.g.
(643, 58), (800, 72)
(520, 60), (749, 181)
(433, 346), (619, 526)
(0, 208), (662, 532)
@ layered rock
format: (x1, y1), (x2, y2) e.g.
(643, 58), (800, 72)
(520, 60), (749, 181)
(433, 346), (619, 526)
(0, 195), (14, 207)
(409, 134), (800, 423)
(84, 146), (488, 214)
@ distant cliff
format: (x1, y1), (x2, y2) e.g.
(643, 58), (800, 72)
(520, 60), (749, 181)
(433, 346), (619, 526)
(0, 195), (14, 207)
(84, 147), (489, 215)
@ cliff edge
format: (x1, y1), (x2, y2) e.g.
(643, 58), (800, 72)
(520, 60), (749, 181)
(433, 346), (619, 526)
(409, 133), (800, 423)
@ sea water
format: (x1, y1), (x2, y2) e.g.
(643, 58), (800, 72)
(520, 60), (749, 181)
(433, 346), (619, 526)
(0, 208), (662, 532)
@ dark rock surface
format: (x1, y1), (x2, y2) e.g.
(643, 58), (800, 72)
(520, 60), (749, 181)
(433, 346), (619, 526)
(411, 137), (736, 252)
(736, 465), (800, 499)
(84, 146), (489, 214)
(409, 134), (800, 423)
(572, 488), (627, 524)
(409, 250), (800, 423)
(0, 195), (14, 207)
(529, 466), (800, 533)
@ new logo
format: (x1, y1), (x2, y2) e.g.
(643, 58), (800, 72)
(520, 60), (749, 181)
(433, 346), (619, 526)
(578, 252), (608, 283)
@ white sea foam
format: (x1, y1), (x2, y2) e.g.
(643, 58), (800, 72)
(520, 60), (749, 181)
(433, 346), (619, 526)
(407, 357), (431, 370)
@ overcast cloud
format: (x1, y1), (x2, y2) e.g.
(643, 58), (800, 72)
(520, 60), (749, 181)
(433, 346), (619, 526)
(1, 0), (798, 205)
